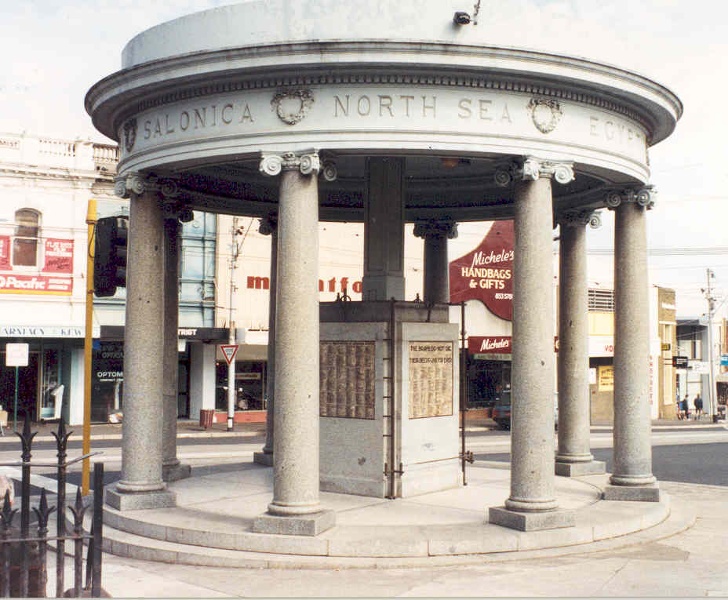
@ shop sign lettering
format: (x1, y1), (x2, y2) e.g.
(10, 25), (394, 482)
(449, 220), (514, 321)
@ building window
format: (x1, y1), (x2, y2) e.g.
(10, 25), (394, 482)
(13, 209), (40, 267)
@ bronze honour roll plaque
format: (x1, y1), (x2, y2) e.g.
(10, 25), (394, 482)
(319, 341), (376, 419)
(408, 342), (454, 419)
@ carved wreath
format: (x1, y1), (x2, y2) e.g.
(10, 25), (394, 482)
(527, 98), (563, 134)
(271, 89), (314, 125)
(122, 118), (137, 153)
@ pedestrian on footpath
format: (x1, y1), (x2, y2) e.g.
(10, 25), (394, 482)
(678, 396), (689, 420)
(693, 393), (704, 420)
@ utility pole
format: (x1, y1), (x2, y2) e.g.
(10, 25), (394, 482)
(704, 268), (717, 420)
(227, 218), (240, 432)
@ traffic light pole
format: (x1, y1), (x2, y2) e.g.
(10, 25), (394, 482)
(83, 199), (97, 496)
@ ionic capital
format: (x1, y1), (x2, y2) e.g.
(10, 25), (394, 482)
(114, 172), (182, 200)
(413, 219), (458, 240)
(557, 210), (602, 229)
(605, 186), (656, 211)
(259, 213), (278, 236)
(259, 152), (337, 181)
(494, 158), (575, 187)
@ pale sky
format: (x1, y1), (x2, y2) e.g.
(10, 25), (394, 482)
(1, 0), (727, 318)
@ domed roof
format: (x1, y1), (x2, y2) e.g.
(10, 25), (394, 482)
(122, 0), (494, 68)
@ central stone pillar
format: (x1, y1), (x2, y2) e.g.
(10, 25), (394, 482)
(362, 157), (405, 301)
(253, 152), (335, 536)
(107, 173), (175, 510)
(555, 210), (606, 477)
(490, 158), (575, 531)
(604, 188), (659, 502)
(413, 219), (458, 303)
(254, 213), (278, 467)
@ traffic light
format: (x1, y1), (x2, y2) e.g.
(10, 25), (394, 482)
(94, 216), (129, 297)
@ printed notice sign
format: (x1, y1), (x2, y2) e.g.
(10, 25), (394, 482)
(408, 342), (454, 419)
(6, 343), (29, 367)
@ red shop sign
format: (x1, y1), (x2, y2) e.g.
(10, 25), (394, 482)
(449, 220), (514, 321)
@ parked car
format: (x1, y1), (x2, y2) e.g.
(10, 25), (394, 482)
(491, 390), (512, 430)
(491, 390), (559, 431)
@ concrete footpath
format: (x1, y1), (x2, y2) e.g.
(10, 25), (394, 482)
(6, 418), (728, 597)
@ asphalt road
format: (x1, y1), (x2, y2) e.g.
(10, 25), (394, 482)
(5, 424), (727, 488)
(476, 442), (728, 487)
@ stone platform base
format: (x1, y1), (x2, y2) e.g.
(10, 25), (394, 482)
(252, 510), (336, 536)
(253, 451), (274, 467)
(489, 506), (576, 532)
(603, 483), (660, 502)
(105, 485), (176, 511)
(555, 460), (607, 477)
(97, 467), (679, 568)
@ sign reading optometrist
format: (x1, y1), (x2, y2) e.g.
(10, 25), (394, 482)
(449, 220), (514, 321)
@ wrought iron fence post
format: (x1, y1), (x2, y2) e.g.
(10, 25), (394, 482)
(15, 417), (36, 598)
(0, 491), (16, 597)
(69, 489), (87, 598)
(0, 418), (105, 598)
(52, 418), (71, 598)
(90, 463), (103, 597)
(32, 489), (54, 597)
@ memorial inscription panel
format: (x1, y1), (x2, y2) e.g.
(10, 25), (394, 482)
(319, 341), (375, 419)
(408, 341), (454, 419)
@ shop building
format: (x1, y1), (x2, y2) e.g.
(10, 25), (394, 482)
(0, 131), (224, 425)
(0, 133), (116, 425)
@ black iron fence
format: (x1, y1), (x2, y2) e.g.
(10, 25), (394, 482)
(0, 418), (104, 597)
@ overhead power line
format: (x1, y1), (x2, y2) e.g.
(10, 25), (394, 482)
(584, 247), (728, 256)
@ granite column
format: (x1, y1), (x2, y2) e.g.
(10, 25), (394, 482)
(555, 211), (606, 477)
(162, 212), (191, 482)
(490, 158), (575, 531)
(107, 173), (175, 510)
(253, 152), (335, 535)
(254, 213), (278, 467)
(604, 188), (659, 501)
(413, 219), (458, 303)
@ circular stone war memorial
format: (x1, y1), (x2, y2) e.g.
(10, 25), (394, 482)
(86, 0), (681, 539)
